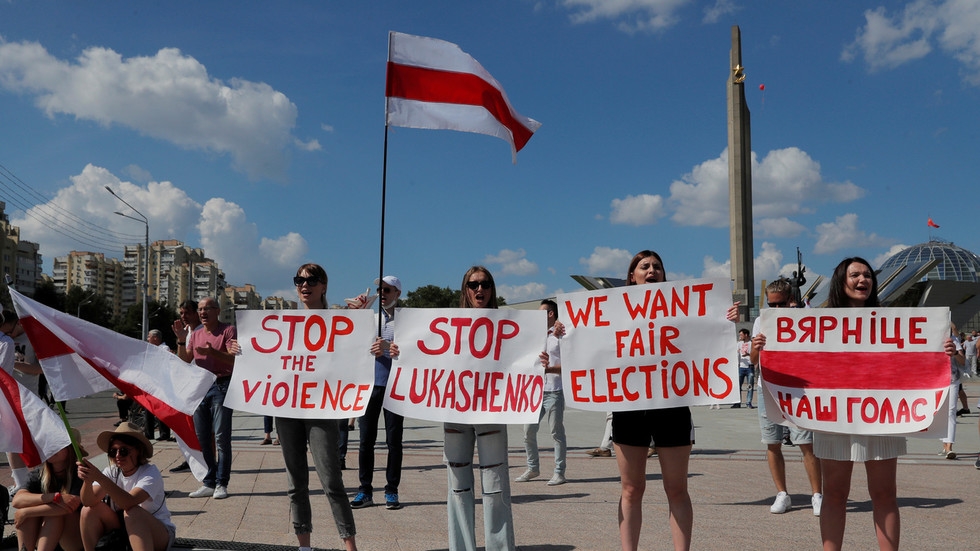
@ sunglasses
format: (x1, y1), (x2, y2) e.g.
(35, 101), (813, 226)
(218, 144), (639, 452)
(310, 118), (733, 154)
(767, 301), (789, 308)
(466, 281), (492, 291)
(107, 446), (132, 459)
(378, 287), (396, 294)
(293, 276), (322, 287)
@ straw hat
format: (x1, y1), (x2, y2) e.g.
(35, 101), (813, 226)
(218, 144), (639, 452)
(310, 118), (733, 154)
(96, 421), (154, 459)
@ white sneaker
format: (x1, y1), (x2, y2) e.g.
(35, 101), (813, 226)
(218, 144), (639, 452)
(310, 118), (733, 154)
(770, 491), (791, 514)
(189, 485), (215, 498)
(547, 473), (567, 486)
(515, 469), (539, 482)
(213, 485), (228, 499)
(811, 493), (823, 517)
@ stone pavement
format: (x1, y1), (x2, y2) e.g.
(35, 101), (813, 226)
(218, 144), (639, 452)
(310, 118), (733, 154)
(5, 381), (980, 550)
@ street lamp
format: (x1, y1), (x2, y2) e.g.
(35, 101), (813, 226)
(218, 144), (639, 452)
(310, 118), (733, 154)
(77, 290), (95, 318)
(106, 186), (149, 341)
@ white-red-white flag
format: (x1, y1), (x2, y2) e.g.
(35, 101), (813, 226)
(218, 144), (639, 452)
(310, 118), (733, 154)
(10, 289), (215, 480)
(385, 31), (541, 161)
(0, 368), (72, 467)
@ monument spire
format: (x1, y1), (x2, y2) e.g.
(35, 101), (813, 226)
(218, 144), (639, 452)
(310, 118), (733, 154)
(728, 25), (755, 321)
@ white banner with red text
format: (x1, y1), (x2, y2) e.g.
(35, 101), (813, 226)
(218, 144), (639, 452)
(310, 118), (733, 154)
(757, 307), (950, 435)
(383, 308), (547, 424)
(225, 309), (377, 419)
(557, 278), (738, 411)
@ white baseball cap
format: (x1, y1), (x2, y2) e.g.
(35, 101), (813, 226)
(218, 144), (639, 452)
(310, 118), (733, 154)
(374, 275), (402, 292)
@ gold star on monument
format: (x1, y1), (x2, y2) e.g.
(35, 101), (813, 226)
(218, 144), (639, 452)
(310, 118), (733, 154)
(732, 64), (746, 83)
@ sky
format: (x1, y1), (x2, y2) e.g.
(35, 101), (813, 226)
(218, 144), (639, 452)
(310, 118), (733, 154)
(1, 0), (978, 307)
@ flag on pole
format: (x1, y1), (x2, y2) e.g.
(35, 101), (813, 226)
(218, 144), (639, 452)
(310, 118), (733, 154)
(10, 289), (215, 480)
(927, 218), (940, 228)
(385, 31), (541, 161)
(0, 368), (72, 467)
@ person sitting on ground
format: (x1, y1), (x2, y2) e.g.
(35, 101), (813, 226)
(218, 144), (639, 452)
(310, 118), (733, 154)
(12, 431), (87, 551)
(77, 422), (176, 551)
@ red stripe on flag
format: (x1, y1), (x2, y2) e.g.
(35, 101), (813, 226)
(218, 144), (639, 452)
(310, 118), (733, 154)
(20, 317), (75, 360)
(386, 62), (535, 151)
(760, 351), (949, 390)
(0, 369), (41, 467)
(80, 357), (202, 451)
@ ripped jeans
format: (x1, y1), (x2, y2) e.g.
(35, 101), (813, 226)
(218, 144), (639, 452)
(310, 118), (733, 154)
(444, 422), (515, 551)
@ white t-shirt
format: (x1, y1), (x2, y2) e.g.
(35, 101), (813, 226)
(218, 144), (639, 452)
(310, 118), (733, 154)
(97, 463), (174, 530)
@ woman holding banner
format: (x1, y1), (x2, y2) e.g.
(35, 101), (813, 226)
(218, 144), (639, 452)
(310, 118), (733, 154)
(12, 430), (86, 551)
(815, 257), (956, 551)
(614, 250), (739, 551)
(444, 266), (516, 551)
(275, 263), (358, 551)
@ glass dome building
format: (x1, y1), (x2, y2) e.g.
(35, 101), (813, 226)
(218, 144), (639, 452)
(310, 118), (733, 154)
(879, 240), (980, 283)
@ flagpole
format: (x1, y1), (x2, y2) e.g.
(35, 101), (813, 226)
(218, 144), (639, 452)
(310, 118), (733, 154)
(378, 124), (389, 338)
(55, 403), (83, 464)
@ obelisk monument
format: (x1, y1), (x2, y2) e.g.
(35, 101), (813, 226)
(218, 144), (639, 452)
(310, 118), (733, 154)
(728, 25), (754, 320)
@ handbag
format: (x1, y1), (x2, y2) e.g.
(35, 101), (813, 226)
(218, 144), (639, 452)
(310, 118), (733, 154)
(94, 527), (131, 551)
(127, 401), (147, 431)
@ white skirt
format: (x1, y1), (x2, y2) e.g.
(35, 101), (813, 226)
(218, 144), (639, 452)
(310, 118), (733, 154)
(813, 432), (906, 462)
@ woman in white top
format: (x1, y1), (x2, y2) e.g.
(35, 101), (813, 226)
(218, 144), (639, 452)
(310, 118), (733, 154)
(77, 422), (175, 551)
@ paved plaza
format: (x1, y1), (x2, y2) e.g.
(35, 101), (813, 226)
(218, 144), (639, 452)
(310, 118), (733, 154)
(5, 381), (980, 550)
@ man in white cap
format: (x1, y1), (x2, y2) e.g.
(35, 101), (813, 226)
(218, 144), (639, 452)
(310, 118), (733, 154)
(350, 275), (406, 511)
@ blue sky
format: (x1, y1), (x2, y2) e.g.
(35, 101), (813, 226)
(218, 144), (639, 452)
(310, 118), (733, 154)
(1, 1), (978, 306)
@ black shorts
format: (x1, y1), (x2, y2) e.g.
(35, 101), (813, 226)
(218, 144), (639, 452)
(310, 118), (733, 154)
(612, 406), (694, 448)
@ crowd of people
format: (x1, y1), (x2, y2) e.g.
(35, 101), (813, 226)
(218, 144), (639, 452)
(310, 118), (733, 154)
(1, 250), (974, 551)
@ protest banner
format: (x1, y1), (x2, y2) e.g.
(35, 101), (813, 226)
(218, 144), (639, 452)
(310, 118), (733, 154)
(225, 309), (376, 419)
(383, 308), (547, 424)
(557, 277), (737, 411)
(757, 307), (950, 435)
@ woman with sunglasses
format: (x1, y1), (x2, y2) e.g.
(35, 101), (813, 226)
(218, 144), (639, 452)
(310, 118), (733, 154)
(615, 250), (738, 551)
(77, 422), (175, 551)
(12, 430), (86, 551)
(442, 266), (516, 551)
(277, 264), (357, 551)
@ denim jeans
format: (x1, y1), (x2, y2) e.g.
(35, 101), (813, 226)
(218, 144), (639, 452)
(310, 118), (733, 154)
(358, 386), (404, 494)
(738, 367), (755, 405)
(523, 391), (566, 474)
(445, 422), (515, 551)
(276, 417), (356, 539)
(193, 377), (232, 488)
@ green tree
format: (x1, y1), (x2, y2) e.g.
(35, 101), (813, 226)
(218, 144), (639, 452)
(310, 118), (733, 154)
(66, 286), (113, 328)
(402, 285), (460, 308)
(401, 284), (506, 308)
(114, 299), (177, 343)
(32, 281), (64, 310)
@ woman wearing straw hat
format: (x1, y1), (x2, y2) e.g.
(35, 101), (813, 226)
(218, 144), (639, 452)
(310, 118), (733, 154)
(77, 422), (175, 551)
(11, 429), (87, 551)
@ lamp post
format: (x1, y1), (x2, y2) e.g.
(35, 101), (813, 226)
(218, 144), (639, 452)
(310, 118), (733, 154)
(106, 186), (149, 341)
(77, 291), (95, 318)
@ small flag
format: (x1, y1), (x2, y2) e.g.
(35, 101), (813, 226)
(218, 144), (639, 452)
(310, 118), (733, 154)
(0, 368), (72, 467)
(385, 31), (541, 161)
(10, 289), (215, 480)
(928, 218), (940, 228)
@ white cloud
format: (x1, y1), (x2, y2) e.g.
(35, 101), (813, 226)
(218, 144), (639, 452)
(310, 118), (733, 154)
(0, 41), (302, 181)
(700, 255), (730, 281)
(483, 248), (539, 276)
(872, 243), (910, 268)
(199, 198), (308, 288)
(756, 217), (807, 238)
(9, 164), (308, 295)
(560, 0), (690, 32)
(842, 1), (980, 84)
(497, 282), (549, 303)
(580, 246), (633, 275)
(702, 0), (739, 24)
(610, 194), (667, 225)
(294, 138), (322, 152)
(813, 213), (895, 254)
(664, 147), (865, 228)
(10, 164), (201, 259)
